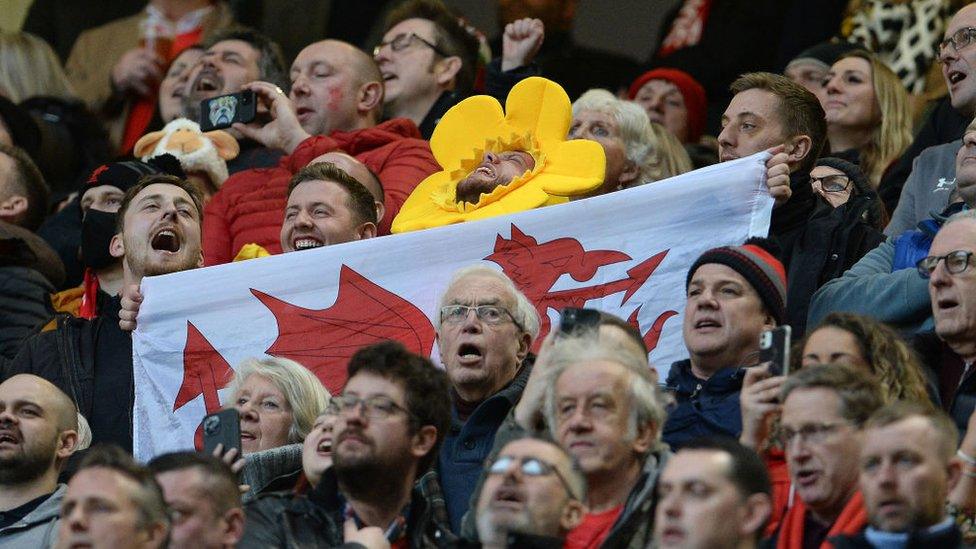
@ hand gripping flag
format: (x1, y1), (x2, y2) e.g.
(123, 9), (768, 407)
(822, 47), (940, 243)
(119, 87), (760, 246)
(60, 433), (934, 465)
(132, 153), (774, 461)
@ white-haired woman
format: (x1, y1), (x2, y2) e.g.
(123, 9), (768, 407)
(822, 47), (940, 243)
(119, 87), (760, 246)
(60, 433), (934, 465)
(227, 356), (331, 455)
(569, 89), (691, 197)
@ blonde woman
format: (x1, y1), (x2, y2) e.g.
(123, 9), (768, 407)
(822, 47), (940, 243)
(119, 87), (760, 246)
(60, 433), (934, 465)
(0, 31), (76, 102)
(822, 49), (912, 188)
(645, 121), (693, 183)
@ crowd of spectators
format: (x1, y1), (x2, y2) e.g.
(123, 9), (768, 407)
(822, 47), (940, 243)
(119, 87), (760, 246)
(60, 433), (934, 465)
(2, 0), (976, 548)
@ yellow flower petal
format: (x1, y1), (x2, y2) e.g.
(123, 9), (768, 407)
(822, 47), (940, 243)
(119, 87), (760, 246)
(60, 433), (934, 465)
(505, 77), (571, 143)
(534, 139), (606, 196)
(430, 95), (505, 172)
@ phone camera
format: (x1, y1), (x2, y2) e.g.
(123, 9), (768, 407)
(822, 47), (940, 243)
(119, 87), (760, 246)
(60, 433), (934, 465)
(760, 331), (772, 348)
(203, 415), (221, 435)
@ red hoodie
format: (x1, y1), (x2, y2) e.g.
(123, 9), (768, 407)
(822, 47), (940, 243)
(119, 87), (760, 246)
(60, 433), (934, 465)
(202, 118), (439, 266)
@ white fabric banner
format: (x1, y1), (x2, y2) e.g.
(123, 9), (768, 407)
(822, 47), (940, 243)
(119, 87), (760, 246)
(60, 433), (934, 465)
(132, 153), (773, 461)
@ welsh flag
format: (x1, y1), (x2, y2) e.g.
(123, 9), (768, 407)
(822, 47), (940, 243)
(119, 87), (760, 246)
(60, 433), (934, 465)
(132, 153), (773, 461)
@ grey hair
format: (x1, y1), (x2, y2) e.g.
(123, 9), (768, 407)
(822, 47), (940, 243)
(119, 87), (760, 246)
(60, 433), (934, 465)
(228, 357), (331, 443)
(542, 333), (666, 451)
(436, 264), (541, 339)
(572, 89), (658, 183)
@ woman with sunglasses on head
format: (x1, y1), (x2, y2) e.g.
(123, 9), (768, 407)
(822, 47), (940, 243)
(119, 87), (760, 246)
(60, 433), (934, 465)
(785, 157), (886, 335)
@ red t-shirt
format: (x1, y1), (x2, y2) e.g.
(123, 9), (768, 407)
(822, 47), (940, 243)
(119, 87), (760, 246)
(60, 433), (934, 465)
(564, 505), (623, 549)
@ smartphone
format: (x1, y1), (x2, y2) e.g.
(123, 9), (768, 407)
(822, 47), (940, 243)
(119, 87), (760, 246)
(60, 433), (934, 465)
(201, 408), (241, 455)
(759, 325), (792, 376)
(199, 90), (257, 131)
(558, 307), (601, 336)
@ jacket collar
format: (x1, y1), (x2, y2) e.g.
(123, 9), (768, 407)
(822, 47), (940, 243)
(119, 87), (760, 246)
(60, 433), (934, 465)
(665, 359), (745, 396)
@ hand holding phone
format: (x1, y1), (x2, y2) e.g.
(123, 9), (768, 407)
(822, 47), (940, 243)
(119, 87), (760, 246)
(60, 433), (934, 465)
(202, 408), (241, 456)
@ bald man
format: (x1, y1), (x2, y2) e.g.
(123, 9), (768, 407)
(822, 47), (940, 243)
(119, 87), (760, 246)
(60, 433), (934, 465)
(0, 374), (80, 546)
(203, 39), (439, 264)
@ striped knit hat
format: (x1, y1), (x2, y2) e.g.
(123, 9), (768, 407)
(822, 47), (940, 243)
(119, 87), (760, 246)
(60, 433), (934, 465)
(685, 237), (787, 324)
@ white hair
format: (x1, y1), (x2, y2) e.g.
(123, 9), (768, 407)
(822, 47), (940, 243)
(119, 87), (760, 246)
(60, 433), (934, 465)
(572, 89), (657, 182)
(944, 209), (976, 227)
(542, 333), (666, 451)
(228, 357), (331, 443)
(436, 264), (540, 339)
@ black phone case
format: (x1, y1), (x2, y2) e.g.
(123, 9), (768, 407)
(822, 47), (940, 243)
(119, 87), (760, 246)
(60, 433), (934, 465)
(199, 91), (257, 131)
(760, 326), (792, 376)
(202, 408), (241, 455)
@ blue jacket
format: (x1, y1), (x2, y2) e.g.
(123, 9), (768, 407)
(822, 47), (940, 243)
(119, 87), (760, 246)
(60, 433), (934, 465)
(662, 360), (744, 450)
(438, 360), (532, 533)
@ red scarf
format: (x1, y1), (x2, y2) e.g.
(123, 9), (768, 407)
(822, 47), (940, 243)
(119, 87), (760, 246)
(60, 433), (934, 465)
(658, 0), (713, 57)
(776, 491), (867, 549)
(79, 268), (100, 319)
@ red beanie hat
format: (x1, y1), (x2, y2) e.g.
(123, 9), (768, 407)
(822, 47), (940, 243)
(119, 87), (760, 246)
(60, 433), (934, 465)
(627, 68), (707, 143)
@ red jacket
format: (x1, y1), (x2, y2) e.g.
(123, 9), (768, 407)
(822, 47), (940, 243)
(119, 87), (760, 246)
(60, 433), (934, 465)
(203, 118), (438, 266)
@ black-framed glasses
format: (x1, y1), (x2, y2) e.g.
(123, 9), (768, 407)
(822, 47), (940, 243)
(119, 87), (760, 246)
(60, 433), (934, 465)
(916, 250), (975, 278)
(486, 455), (579, 500)
(439, 305), (523, 330)
(773, 422), (846, 447)
(374, 33), (448, 57)
(940, 27), (976, 54)
(327, 394), (411, 419)
(810, 174), (852, 193)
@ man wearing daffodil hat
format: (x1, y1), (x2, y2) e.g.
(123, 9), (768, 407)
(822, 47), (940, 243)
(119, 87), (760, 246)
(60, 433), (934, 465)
(391, 77), (606, 233)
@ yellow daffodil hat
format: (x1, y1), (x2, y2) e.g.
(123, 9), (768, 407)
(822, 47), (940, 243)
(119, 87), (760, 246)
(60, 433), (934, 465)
(391, 76), (606, 233)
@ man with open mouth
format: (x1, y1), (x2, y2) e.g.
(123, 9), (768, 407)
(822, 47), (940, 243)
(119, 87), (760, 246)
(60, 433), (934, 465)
(765, 364), (883, 548)
(474, 436), (586, 548)
(7, 174), (204, 453)
(0, 374), (79, 547)
(454, 150), (536, 205)
(432, 265), (539, 534)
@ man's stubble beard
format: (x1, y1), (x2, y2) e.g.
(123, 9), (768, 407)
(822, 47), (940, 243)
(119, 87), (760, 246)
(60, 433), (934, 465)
(0, 435), (58, 486)
(334, 442), (414, 504)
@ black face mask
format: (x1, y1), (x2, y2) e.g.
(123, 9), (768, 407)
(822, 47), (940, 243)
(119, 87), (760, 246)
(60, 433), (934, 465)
(80, 209), (119, 270)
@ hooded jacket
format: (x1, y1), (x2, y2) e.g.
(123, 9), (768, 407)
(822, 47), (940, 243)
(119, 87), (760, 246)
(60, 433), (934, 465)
(202, 118), (438, 265)
(662, 360), (745, 449)
(0, 484), (65, 547)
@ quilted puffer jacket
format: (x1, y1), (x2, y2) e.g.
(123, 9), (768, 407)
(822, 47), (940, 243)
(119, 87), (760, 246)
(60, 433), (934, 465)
(202, 118), (438, 266)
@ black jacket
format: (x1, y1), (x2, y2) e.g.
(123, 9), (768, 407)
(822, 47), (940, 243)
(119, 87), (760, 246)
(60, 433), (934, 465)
(3, 296), (133, 450)
(663, 360), (744, 450)
(239, 468), (455, 549)
(914, 332), (976, 437)
(786, 194), (886, 336)
(416, 59), (539, 140)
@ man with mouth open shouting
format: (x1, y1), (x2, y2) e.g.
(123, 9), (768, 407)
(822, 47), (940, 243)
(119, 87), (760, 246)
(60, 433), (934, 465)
(473, 436), (586, 548)
(455, 151), (535, 205)
(433, 265), (540, 534)
(4, 175), (204, 452)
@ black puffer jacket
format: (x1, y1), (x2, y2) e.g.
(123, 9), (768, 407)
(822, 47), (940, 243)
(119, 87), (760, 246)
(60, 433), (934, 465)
(786, 193), (886, 336)
(0, 221), (64, 358)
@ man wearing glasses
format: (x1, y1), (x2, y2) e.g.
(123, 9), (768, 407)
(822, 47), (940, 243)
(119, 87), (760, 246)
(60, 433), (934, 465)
(764, 364), (883, 548)
(913, 211), (976, 436)
(239, 341), (454, 547)
(473, 436), (586, 547)
(375, 0), (542, 139)
(884, 3), (976, 236)
(433, 265), (540, 533)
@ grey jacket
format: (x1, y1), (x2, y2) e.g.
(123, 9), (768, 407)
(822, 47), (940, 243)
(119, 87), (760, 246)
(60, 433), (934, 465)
(0, 484), (65, 548)
(807, 237), (932, 333)
(885, 140), (958, 237)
